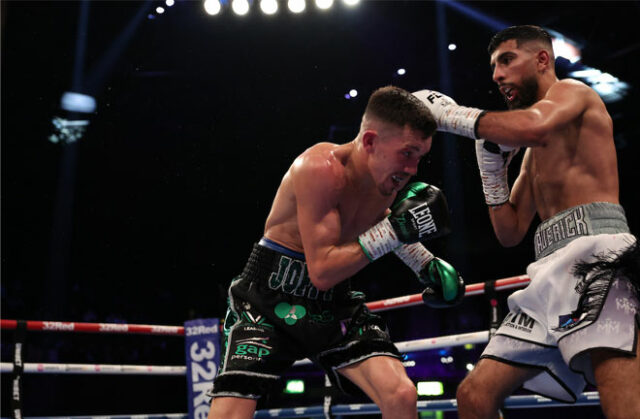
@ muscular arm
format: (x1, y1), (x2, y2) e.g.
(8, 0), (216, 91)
(477, 80), (589, 147)
(488, 149), (537, 247)
(292, 155), (371, 291)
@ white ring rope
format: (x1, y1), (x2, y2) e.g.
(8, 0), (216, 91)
(1, 330), (490, 374)
(0, 362), (185, 375)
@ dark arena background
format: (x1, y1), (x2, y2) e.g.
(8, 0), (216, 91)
(2, 1), (639, 418)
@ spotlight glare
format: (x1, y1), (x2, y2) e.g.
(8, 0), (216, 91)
(448, 43), (457, 51)
(156, 6), (165, 14)
(260, 0), (278, 14)
(316, 0), (333, 9)
(204, 0), (222, 15)
(284, 379), (305, 394)
(166, 0), (175, 6)
(349, 89), (358, 97)
(288, 0), (306, 13)
(232, 0), (250, 15)
(343, 0), (360, 6)
(397, 68), (406, 75)
(417, 381), (444, 396)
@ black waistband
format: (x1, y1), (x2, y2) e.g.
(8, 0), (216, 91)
(240, 241), (351, 301)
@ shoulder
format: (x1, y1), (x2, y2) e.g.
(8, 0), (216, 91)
(291, 142), (347, 192)
(549, 79), (599, 101)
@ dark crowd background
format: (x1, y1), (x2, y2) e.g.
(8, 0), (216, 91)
(2, 1), (639, 418)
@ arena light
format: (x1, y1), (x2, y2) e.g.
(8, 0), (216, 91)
(165, 0), (175, 6)
(61, 92), (96, 113)
(232, 0), (250, 15)
(260, 0), (278, 14)
(349, 89), (358, 97)
(315, 0), (333, 10)
(156, 6), (165, 14)
(417, 381), (444, 396)
(288, 0), (305, 13)
(466, 363), (475, 371)
(342, 0), (359, 6)
(397, 68), (406, 75)
(204, 0), (222, 15)
(448, 43), (457, 51)
(569, 67), (629, 103)
(284, 379), (305, 394)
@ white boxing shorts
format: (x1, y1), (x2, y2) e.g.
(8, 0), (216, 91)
(481, 202), (639, 402)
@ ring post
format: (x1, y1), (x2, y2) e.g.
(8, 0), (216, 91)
(184, 318), (220, 419)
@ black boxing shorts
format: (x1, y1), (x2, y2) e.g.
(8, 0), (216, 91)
(209, 237), (402, 399)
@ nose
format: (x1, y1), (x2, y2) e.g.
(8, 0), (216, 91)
(492, 66), (504, 84)
(404, 162), (418, 176)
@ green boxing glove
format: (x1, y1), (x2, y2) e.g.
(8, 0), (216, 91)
(358, 182), (452, 262)
(394, 243), (465, 308)
(420, 257), (465, 308)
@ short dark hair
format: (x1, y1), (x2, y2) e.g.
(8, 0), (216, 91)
(364, 86), (437, 139)
(488, 25), (553, 55)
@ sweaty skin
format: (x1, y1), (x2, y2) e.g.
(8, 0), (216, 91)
(263, 122), (431, 290)
(478, 39), (619, 246)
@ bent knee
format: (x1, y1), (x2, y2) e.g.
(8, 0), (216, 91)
(381, 378), (417, 409)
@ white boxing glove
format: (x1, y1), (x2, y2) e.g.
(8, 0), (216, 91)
(413, 89), (485, 139)
(475, 139), (520, 206)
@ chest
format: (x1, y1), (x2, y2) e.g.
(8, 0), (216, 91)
(337, 190), (392, 241)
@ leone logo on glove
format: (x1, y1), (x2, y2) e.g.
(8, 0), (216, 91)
(409, 204), (438, 237)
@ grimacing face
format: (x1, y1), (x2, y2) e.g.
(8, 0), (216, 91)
(490, 39), (542, 109)
(371, 128), (431, 196)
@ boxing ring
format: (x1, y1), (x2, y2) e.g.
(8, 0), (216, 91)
(1, 275), (603, 418)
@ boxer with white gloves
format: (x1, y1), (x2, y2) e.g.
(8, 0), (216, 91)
(412, 25), (640, 419)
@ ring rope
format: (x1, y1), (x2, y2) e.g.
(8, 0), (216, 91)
(0, 392), (599, 419)
(0, 319), (184, 336)
(0, 275), (531, 337)
(366, 275), (530, 312)
(1, 330), (490, 374)
(0, 362), (185, 375)
(253, 392), (601, 417)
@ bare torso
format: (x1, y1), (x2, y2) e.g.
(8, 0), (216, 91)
(263, 142), (394, 252)
(525, 79), (619, 221)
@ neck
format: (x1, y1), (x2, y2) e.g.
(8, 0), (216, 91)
(345, 138), (375, 190)
(537, 71), (559, 100)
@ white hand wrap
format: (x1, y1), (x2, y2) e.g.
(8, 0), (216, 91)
(394, 242), (435, 274)
(413, 89), (485, 139)
(358, 218), (402, 262)
(475, 140), (519, 206)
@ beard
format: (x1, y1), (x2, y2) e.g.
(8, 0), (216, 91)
(506, 76), (539, 110)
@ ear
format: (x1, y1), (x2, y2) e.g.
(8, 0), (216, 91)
(361, 130), (378, 152)
(537, 49), (551, 70)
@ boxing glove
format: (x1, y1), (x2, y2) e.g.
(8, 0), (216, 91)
(413, 89), (485, 139)
(475, 139), (519, 206)
(358, 183), (451, 261)
(394, 242), (465, 308)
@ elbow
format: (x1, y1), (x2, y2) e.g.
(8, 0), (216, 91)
(497, 236), (521, 248)
(309, 275), (333, 292)
(307, 265), (334, 291)
(495, 231), (524, 248)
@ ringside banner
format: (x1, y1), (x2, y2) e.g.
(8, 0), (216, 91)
(184, 318), (220, 419)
